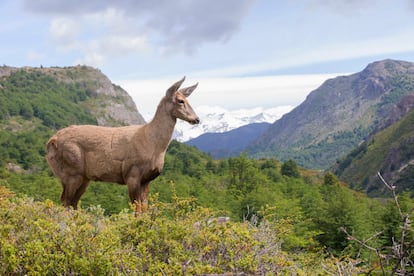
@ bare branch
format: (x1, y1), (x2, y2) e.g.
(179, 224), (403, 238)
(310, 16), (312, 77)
(377, 172), (414, 275)
(341, 227), (387, 275)
(341, 227), (384, 257)
(377, 172), (403, 218)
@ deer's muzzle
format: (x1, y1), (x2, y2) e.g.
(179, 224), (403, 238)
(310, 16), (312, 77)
(189, 118), (200, 125)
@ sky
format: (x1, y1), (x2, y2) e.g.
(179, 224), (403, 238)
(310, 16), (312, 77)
(1, 0), (414, 117)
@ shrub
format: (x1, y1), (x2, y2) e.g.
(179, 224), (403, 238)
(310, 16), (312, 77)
(0, 186), (372, 274)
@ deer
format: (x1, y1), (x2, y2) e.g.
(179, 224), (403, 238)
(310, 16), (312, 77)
(46, 77), (200, 215)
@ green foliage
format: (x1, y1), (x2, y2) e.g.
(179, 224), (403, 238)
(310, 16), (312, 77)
(334, 141), (368, 177)
(5, 185), (406, 274)
(0, 196), (120, 275)
(1, 188), (349, 275)
(316, 174), (373, 254)
(0, 120), (52, 169)
(4, 142), (411, 264)
(335, 108), (414, 195)
(226, 154), (263, 199)
(0, 69), (99, 170)
(0, 170), (130, 215)
(380, 192), (414, 247)
(272, 128), (369, 170)
(0, 70), (97, 128)
(380, 74), (414, 106)
(281, 159), (300, 178)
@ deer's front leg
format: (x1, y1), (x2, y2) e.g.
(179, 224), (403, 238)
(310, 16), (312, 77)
(126, 174), (143, 216)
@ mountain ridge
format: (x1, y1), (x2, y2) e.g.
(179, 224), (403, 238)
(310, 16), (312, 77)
(186, 122), (270, 158)
(248, 59), (414, 169)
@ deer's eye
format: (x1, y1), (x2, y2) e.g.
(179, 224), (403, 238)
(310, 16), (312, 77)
(177, 99), (185, 105)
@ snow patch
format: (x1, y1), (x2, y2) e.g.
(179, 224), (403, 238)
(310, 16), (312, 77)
(173, 105), (294, 142)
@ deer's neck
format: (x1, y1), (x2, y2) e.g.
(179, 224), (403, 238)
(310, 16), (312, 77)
(145, 97), (176, 154)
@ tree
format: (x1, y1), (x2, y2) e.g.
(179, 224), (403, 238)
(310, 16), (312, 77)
(323, 172), (338, 186)
(316, 173), (371, 255)
(227, 154), (261, 198)
(281, 159), (300, 178)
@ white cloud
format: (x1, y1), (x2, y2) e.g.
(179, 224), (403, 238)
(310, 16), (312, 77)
(49, 17), (81, 49)
(25, 0), (256, 62)
(27, 50), (45, 61)
(186, 27), (414, 78)
(11, 0), (414, 80)
(76, 52), (105, 67)
(302, 29), (414, 63)
(75, 34), (150, 67)
(47, 6), (151, 67)
(100, 35), (149, 56)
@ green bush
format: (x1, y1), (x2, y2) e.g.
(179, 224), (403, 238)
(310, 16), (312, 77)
(0, 186), (373, 275)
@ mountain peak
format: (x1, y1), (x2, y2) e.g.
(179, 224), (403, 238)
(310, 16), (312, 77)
(363, 59), (414, 74)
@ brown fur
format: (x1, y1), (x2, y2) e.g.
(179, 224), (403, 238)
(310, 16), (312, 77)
(46, 77), (199, 214)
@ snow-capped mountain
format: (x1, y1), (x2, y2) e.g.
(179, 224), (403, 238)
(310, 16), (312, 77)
(173, 105), (294, 142)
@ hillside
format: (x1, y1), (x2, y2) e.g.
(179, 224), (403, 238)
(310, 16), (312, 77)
(249, 59), (414, 169)
(0, 185), (395, 275)
(186, 122), (270, 158)
(334, 105), (414, 196)
(0, 65), (145, 127)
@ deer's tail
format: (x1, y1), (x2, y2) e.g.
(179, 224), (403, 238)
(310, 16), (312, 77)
(47, 135), (58, 150)
(46, 135), (59, 175)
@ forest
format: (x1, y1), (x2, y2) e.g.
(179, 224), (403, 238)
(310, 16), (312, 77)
(0, 68), (413, 274)
(1, 142), (413, 274)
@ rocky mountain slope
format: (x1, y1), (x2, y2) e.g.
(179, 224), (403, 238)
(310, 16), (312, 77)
(0, 65), (145, 127)
(334, 101), (414, 196)
(248, 59), (414, 169)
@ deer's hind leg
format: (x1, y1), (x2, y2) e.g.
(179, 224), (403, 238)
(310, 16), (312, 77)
(58, 144), (88, 209)
(126, 176), (149, 216)
(140, 182), (150, 213)
(127, 181), (142, 216)
(72, 178), (90, 209)
(127, 182), (150, 216)
(60, 174), (89, 210)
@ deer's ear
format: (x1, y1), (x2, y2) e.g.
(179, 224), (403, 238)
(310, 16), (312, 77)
(179, 82), (198, 98)
(166, 77), (185, 98)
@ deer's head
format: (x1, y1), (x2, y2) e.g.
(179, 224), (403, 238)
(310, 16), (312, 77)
(166, 77), (200, 125)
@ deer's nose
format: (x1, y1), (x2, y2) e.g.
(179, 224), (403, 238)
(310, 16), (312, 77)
(190, 118), (200, 125)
